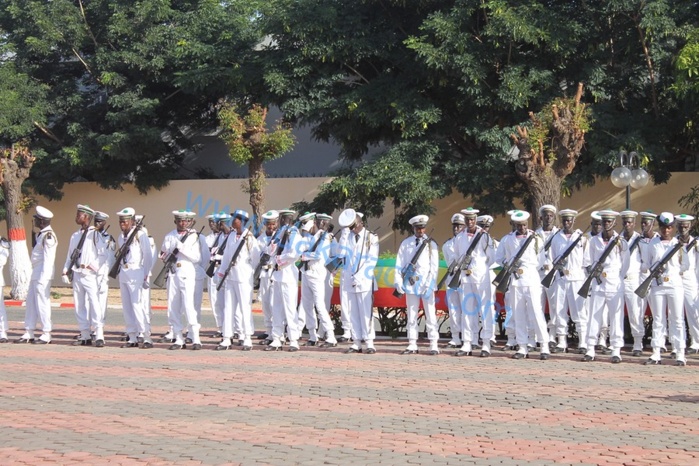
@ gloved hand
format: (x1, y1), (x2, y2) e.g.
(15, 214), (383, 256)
(213, 273), (222, 286)
(395, 283), (405, 296)
(213, 254), (223, 262)
(142, 280), (150, 290)
(61, 274), (71, 285)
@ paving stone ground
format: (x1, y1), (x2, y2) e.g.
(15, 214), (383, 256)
(1, 306), (698, 465)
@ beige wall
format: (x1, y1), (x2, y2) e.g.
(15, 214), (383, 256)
(5, 173), (698, 286)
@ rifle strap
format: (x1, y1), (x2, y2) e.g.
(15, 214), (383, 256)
(628, 234), (643, 255)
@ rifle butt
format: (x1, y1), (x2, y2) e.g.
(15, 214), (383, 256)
(634, 279), (652, 299)
(153, 265), (169, 288)
(541, 270), (556, 289)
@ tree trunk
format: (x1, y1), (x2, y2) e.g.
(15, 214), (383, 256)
(0, 144), (34, 300)
(248, 155), (265, 232)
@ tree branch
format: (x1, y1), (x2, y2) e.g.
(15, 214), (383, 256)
(78, 0), (99, 50)
(34, 121), (63, 144)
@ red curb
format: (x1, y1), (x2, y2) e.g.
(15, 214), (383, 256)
(4, 300), (262, 313)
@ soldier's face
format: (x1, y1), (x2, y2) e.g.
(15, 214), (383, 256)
(602, 218), (616, 232)
(677, 221), (691, 237)
(119, 218), (133, 233)
(209, 219), (218, 233)
(514, 222), (528, 235)
(465, 217), (476, 232)
(622, 218), (635, 234)
(561, 217), (574, 232)
(659, 223), (674, 240)
(452, 223), (464, 236)
(413, 225), (425, 238)
(641, 218), (655, 235)
(94, 219), (106, 231)
(175, 218), (189, 232)
(591, 220), (602, 235)
(265, 221), (276, 235)
(232, 217), (242, 231)
(541, 211), (555, 228)
(75, 211), (90, 226)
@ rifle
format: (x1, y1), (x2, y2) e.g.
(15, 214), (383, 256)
(541, 226), (590, 288)
(206, 231), (230, 278)
(300, 225), (334, 272)
(543, 228), (561, 253)
(394, 229), (434, 297)
(492, 233), (536, 294)
(635, 237), (696, 299)
(446, 230), (485, 290)
(109, 216), (146, 279)
(66, 227), (91, 282)
(153, 225), (205, 288)
(628, 234), (643, 255)
(577, 234), (621, 298)
(253, 227), (284, 288)
(216, 229), (251, 291)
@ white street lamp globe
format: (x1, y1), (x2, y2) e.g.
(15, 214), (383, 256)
(610, 166), (632, 188)
(630, 168), (649, 189)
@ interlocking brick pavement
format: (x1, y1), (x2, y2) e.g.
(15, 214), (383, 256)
(1, 307), (698, 465)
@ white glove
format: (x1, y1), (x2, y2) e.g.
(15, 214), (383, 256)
(395, 283), (405, 295)
(213, 254), (223, 261)
(61, 274), (71, 285)
(213, 273), (222, 286)
(142, 280), (150, 290)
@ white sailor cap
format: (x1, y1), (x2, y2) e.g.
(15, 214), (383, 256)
(301, 220), (315, 232)
(34, 206), (53, 220)
(591, 211), (602, 221)
(639, 211), (657, 220)
(94, 211), (109, 221)
(77, 204), (95, 216)
(619, 210), (638, 218)
(657, 212), (675, 226)
(214, 211), (231, 222)
(278, 208), (296, 217)
(116, 207), (135, 218)
(299, 212), (316, 223)
(675, 213), (695, 222)
(172, 209), (195, 219)
(539, 204), (557, 216)
(476, 215), (494, 225)
(558, 209), (578, 218)
(598, 209), (619, 219)
(338, 208), (358, 228)
(511, 211), (530, 223)
(461, 207), (479, 217)
(316, 213), (332, 221)
(451, 213), (465, 225)
(205, 214), (216, 220)
(409, 215), (429, 228)
(357, 212), (365, 219)
(506, 209), (518, 216)
(231, 209), (249, 222)
(261, 210), (278, 223)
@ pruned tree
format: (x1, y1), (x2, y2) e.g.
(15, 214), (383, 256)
(510, 84), (591, 220)
(219, 103), (296, 228)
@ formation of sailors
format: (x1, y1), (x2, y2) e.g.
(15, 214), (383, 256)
(6, 203), (698, 367)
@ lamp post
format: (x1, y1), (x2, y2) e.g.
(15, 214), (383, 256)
(610, 151), (649, 209)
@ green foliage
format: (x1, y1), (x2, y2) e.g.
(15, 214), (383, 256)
(679, 186), (699, 236)
(0, 63), (50, 144)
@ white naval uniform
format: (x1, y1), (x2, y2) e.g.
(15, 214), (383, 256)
(495, 231), (550, 356)
(256, 231), (276, 338)
(341, 228), (379, 351)
(64, 227), (103, 341)
(453, 227), (495, 353)
(160, 228), (202, 345)
(95, 229), (116, 329)
(194, 233), (211, 324)
(298, 229), (337, 344)
(395, 234), (440, 351)
(583, 233), (629, 358)
(117, 227), (153, 344)
(24, 227), (57, 342)
(548, 229), (588, 350)
(641, 236), (688, 362)
(442, 236), (462, 346)
(680, 238), (699, 350)
(0, 243), (10, 339)
(211, 232), (231, 338)
(623, 232), (648, 351)
(217, 229), (260, 347)
(206, 231), (224, 331)
(269, 225), (302, 349)
(335, 228), (354, 340)
(538, 227), (560, 344)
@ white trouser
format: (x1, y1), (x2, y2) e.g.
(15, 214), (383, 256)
(648, 285), (685, 351)
(348, 289), (375, 348)
(299, 274), (336, 343)
(446, 289), (462, 344)
(0, 295), (6, 338)
(511, 285), (549, 354)
(194, 277), (204, 322)
(142, 285), (152, 332)
(551, 279), (588, 348)
(167, 274), (200, 345)
(682, 280), (699, 348)
(223, 280), (254, 343)
(214, 286), (226, 335)
(586, 288), (624, 350)
(270, 280), (299, 347)
(97, 272), (109, 325)
(504, 289), (516, 344)
(541, 272), (556, 342)
(24, 280), (52, 338)
(405, 293), (438, 349)
(459, 277), (494, 345)
(208, 276), (220, 329)
(624, 278), (646, 343)
(339, 284), (352, 338)
(259, 275), (273, 336)
(73, 272), (102, 340)
(120, 277), (150, 342)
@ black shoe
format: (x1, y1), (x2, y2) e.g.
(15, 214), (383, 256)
(480, 350), (490, 358)
(429, 350), (439, 355)
(15, 337), (35, 344)
(260, 339), (273, 346)
(72, 339), (91, 346)
(158, 337), (174, 344)
(687, 348), (699, 355)
(582, 355), (594, 362)
(185, 338), (193, 344)
(215, 344), (230, 351)
(32, 339), (50, 345)
(242, 345), (252, 351)
(122, 342), (139, 348)
(675, 360), (686, 367)
(512, 353), (527, 360)
(454, 350), (472, 357)
(501, 345), (517, 351)
(303, 341), (317, 347)
(644, 358), (661, 365)
(365, 348), (376, 354)
(611, 356), (622, 364)
(0, 338), (8, 344)
(320, 342), (337, 348)
(401, 349), (418, 355)
(338, 336), (350, 343)
(137, 337), (144, 344)
(345, 347), (362, 354)
(264, 345), (282, 352)
(191, 343), (202, 350)
(632, 350), (642, 357)
(95, 339), (105, 348)
(288, 346), (299, 352)
(256, 333), (269, 340)
(169, 344), (184, 350)
(552, 346), (567, 354)
(141, 342), (154, 349)
(445, 342), (460, 349)
(540, 353), (550, 360)
(211, 331), (223, 338)
(595, 344), (607, 351)
(577, 347), (587, 355)
(671, 352), (677, 359)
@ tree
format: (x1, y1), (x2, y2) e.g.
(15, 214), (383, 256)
(0, 63), (50, 299)
(219, 103), (296, 228)
(261, 0), (698, 228)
